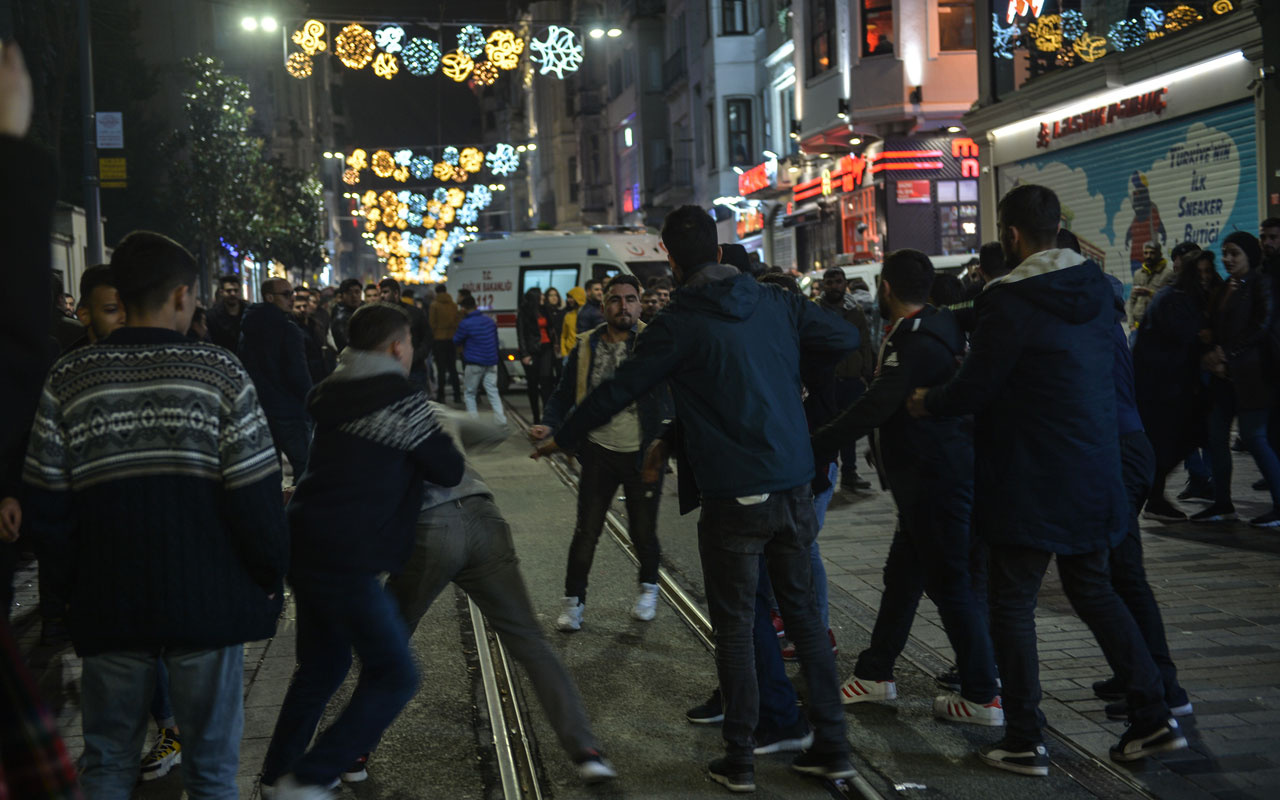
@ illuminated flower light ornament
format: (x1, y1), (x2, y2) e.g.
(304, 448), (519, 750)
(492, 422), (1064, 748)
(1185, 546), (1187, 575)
(291, 19), (328, 55)
(458, 147), (485, 173)
(402, 38), (441, 76)
(1164, 5), (1202, 31)
(342, 168), (359, 185)
(991, 14), (1021, 60)
(375, 25), (405, 53)
(394, 149), (413, 166)
(1060, 10), (1088, 41)
(371, 150), (396, 178)
(433, 187), (450, 204)
(485, 143), (519, 175)
(456, 205), (478, 226)
(1107, 18), (1146, 51)
(432, 161), (454, 180)
(1073, 32), (1108, 62)
(446, 187), (466, 208)
(372, 52), (399, 79)
(1212, 0), (1233, 13)
(528, 25), (583, 79)
(1027, 14), (1062, 52)
(334, 24), (377, 69)
(442, 146), (460, 166)
(286, 52), (313, 79)
(441, 50), (475, 82)
(467, 184), (493, 208)
(473, 61), (499, 86)
(410, 155), (433, 179)
(348, 150), (369, 171)
(458, 25), (486, 58)
(485, 29), (524, 70)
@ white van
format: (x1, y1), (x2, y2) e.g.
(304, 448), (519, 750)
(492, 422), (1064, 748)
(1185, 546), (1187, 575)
(448, 228), (670, 390)
(799, 252), (977, 302)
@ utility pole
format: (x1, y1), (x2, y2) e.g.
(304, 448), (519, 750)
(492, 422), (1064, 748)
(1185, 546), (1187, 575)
(78, 0), (103, 264)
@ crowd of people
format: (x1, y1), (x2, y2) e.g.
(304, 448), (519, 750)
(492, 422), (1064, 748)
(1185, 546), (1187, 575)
(3, 37), (1279, 799)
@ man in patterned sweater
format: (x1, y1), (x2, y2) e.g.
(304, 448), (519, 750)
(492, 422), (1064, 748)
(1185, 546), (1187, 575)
(23, 231), (290, 798)
(260, 303), (465, 798)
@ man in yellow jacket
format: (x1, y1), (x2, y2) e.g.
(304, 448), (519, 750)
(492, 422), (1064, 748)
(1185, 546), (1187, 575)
(560, 286), (585, 359)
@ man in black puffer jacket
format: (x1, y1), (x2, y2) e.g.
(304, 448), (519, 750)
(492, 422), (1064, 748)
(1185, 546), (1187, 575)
(239, 279), (313, 478)
(909, 184), (1185, 775)
(812, 249), (999, 726)
(260, 303), (464, 795)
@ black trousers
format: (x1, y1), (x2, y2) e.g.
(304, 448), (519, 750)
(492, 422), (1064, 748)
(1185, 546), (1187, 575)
(432, 340), (461, 399)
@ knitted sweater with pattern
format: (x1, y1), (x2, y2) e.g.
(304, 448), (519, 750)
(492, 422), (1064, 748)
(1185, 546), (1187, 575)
(23, 327), (289, 657)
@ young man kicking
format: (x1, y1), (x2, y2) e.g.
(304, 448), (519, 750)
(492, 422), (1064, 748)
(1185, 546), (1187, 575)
(260, 303), (464, 798)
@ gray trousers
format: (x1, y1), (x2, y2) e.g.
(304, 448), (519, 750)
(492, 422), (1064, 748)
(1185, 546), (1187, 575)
(387, 495), (597, 758)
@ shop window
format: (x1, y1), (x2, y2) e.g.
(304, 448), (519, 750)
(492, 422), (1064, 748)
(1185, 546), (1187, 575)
(722, 0), (749, 35)
(862, 0), (894, 57)
(726, 98), (753, 167)
(938, 179), (980, 255)
(808, 0), (837, 76)
(938, 0), (975, 51)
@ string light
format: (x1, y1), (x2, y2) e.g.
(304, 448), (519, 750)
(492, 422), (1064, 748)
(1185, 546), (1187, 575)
(291, 19), (327, 55)
(529, 25), (583, 79)
(1060, 10), (1087, 40)
(393, 166), (410, 182)
(1164, 5), (1202, 31)
(458, 24), (486, 57)
(1073, 32), (1108, 62)
(1107, 18), (1146, 51)
(371, 150), (396, 178)
(375, 25), (405, 53)
(1212, 0), (1233, 13)
(286, 52), (313, 79)
(373, 52), (399, 79)
(485, 29), (524, 70)
(342, 168), (359, 184)
(991, 14), (1021, 59)
(348, 150), (369, 172)
(410, 155), (433, 179)
(1027, 14), (1062, 52)
(334, 24), (377, 69)
(442, 146), (460, 166)
(433, 161), (454, 180)
(402, 38), (441, 76)
(473, 61), (499, 85)
(446, 187), (466, 208)
(458, 147), (485, 173)
(441, 50), (475, 82)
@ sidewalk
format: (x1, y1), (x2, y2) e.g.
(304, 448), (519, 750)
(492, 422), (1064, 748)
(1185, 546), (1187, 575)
(818, 448), (1280, 799)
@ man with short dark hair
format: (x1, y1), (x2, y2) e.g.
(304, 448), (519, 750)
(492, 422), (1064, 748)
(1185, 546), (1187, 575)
(379, 278), (430, 391)
(575, 278), (605, 333)
(207, 274), (246, 351)
(330, 278), (363, 352)
(534, 274), (672, 629)
(908, 184), (1185, 774)
(260, 302), (464, 796)
(534, 205), (859, 792)
(640, 288), (660, 323)
(24, 230), (288, 797)
(292, 288), (329, 382)
(647, 275), (673, 308)
(363, 283), (380, 305)
(454, 294), (506, 425)
(816, 268), (874, 492)
(239, 278), (313, 479)
(1126, 241), (1171, 333)
(813, 250), (999, 726)
(70, 264), (125, 348)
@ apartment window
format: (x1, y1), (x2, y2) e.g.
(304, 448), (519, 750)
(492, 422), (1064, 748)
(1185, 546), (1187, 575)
(808, 0), (836, 76)
(862, 0), (894, 57)
(780, 85), (798, 155)
(722, 0), (748, 34)
(706, 101), (717, 169)
(726, 98), (753, 167)
(938, 0), (975, 51)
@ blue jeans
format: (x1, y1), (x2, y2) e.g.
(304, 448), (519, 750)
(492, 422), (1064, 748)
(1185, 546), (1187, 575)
(261, 569), (418, 787)
(463, 363), (506, 425)
(152, 658), (174, 727)
(81, 646), (244, 799)
(762, 462), (836, 631)
(752, 556), (801, 733)
(268, 417), (311, 479)
(1208, 379), (1280, 506)
(698, 485), (848, 765)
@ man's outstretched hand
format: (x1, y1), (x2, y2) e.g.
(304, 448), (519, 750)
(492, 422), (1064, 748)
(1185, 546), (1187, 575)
(0, 497), (21, 543)
(531, 437), (561, 460)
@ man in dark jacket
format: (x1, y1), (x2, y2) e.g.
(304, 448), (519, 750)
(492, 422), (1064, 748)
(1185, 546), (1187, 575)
(239, 279), (314, 479)
(908, 184), (1185, 774)
(380, 277), (431, 391)
(534, 275), (673, 630)
(574, 278), (605, 333)
(260, 303), (464, 795)
(292, 289), (329, 382)
(534, 205), (859, 792)
(330, 278), (363, 353)
(813, 250), (1000, 725)
(817, 267), (874, 491)
(206, 273), (246, 351)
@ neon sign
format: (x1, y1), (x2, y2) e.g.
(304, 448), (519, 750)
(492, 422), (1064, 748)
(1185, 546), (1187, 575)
(738, 160), (777, 195)
(1035, 88), (1167, 149)
(1005, 0), (1046, 24)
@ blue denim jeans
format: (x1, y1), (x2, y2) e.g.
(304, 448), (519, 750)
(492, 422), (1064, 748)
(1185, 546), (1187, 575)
(698, 485), (848, 765)
(152, 657), (174, 727)
(1208, 379), (1280, 507)
(81, 646), (244, 799)
(261, 569), (418, 787)
(463, 364), (506, 425)
(752, 556), (801, 733)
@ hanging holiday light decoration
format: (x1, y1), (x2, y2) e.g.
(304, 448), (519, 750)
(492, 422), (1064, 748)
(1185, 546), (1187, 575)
(348, 150), (369, 172)
(1073, 32), (1108, 62)
(1107, 19), (1146, 51)
(458, 25), (486, 57)
(433, 161), (454, 181)
(529, 25), (583, 79)
(376, 25), (406, 53)
(485, 143), (520, 175)
(456, 206), (479, 226)
(446, 187), (466, 208)
(466, 184), (493, 208)
(334, 24), (377, 69)
(342, 168), (359, 185)
(393, 166), (410, 182)
(373, 53), (400, 79)
(1027, 14), (1062, 52)
(991, 14), (1021, 60)
(1060, 10), (1087, 41)
(441, 50), (475, 82)
(401, 37), (441, 76)
(451, 165), (469, 182)
(1212, 0), (1233, 13)
(292, 19), (328, 55)
(441, 147), (460, 166)
(433, 188), (450, 204)
(485, 29), (524, 70)
(438, 205), (456, 224)
(473, 61), (499, 86)
(410, 155), (434, 179)
(458, 147), (485, 173)
(286, 52), (313, 79)
(371, 150), (396, 178)
(1164, 5), (1202, 31)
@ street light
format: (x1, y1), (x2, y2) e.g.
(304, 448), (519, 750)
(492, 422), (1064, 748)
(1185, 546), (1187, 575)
(762, 150), (778, 160)
(589, 28), (605, 38)
(241, 16), (258, 31)
(260, 16), (278, 32)
(732, 166), (744, 175)
(848, 137), (862, 146)
(946, 125), (962, 133)
(607, 28), (622, 37)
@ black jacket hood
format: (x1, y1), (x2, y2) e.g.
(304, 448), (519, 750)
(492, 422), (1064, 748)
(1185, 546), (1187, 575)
(673, 267), (759, 321)
(989, 249), (1110, 325)
(307, 351), (414, 425)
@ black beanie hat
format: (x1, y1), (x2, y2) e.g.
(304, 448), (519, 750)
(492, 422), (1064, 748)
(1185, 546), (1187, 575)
(1222, 231), (1262, 270)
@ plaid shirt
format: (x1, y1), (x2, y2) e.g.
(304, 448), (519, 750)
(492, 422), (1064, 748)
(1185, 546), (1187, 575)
(0, 618), (81, 799)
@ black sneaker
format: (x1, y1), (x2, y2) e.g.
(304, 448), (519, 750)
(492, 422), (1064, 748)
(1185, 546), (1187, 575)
(978, 739), (1050, 777)
(1189, 503), (1236, 523)
(1177, 480), (1214, 502)
(1250, 509), (1280, 528)
(707, 758), (755, 793)
(687, 689), (724, 724)
(1142, 497), (1187, 522)
(1105, 699), (1194, 721)
(935, 667), (962, 692)
(1110, 718), (1188, 761)
(753, 721), (813, 755)
(1092, 676), (1126, 701)
(342, 753), (369, 782)
(1232, 436), (1247, 452)
(841, 476), (872, 492)
(790, 751), (858, 780)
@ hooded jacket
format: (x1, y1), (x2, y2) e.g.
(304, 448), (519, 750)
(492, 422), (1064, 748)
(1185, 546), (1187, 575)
(454, 308), (500, 366)
(560, 286), (586, 356)
(429, 291), (461, 341)
(238, 302), (313, 422)
(817, 292), (874, 382)
(925, 248), (1127, 554)
(553, 266), (859, 500)
(575, 295), (605, 334)
(1209, 269), (1276, 410)
(287, 350), (465, 574)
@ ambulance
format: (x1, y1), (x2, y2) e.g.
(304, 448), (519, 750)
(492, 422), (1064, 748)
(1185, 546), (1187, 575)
(447, 227), (670, 391)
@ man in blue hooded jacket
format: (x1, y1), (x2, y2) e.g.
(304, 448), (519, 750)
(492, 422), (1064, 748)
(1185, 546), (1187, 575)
(533, 205), (859, 793)
(908, 184), (1186, 775)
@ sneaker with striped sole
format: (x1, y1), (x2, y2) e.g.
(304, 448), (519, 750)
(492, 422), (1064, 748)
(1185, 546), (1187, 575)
(933, 692), (1004, 726)
(839, 676), (896, 704)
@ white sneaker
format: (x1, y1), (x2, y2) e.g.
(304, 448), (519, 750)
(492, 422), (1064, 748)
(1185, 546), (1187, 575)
(632, 582), (659, 621)
(933, 692), (1005, 726)
(271, 775), (335, 800)
(839, 676), (896, 704)
(576, 753), (618, 784)
(557, 597), (584, 631)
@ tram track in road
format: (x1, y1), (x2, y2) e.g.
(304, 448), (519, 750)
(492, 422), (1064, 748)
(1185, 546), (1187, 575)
(508, 405), (885, 800)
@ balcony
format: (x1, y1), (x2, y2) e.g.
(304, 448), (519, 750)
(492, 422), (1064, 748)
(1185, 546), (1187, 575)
(662, 48), (686, 93)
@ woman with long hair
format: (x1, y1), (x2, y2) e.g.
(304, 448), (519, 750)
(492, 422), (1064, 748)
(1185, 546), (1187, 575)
(542, 287), (566, 384)
(1195, 233), (1279, 526)
(516, 287), (557, 423)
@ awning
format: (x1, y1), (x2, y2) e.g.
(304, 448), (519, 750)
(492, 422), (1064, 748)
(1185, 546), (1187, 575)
(782, 201), (823, 228)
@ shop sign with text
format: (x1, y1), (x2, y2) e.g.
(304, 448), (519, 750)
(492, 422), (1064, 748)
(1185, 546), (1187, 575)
(738, 160), (777, 195)
(1037, 89), (1167, 149)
